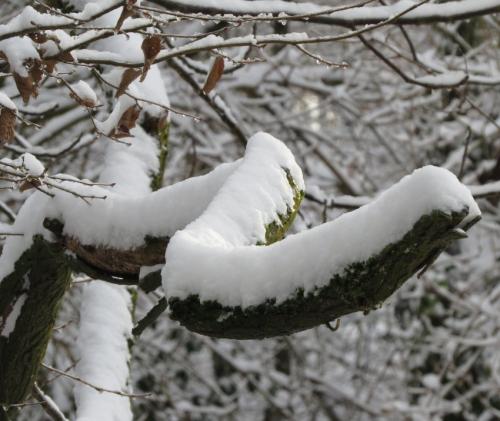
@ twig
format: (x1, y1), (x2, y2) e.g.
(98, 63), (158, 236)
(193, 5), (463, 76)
(32, 383), (69, 421)
(458, 128), (471, 180)
(169, 56), (248, 146)
(132, 297), (167, 337)
(41, 364), (151, 399)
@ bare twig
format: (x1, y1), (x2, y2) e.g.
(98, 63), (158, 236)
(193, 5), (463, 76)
(41, 364), (151, 399)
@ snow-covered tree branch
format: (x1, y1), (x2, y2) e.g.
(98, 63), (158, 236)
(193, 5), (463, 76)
(0, 0), (498, 419)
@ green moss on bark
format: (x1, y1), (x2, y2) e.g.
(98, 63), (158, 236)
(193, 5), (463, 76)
(150, 122), (170, 192)
(264, 169), (304, 244)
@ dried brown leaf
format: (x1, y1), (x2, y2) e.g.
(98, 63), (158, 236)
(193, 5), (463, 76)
(118, 105), (141, 131)
(69, 92), (96, 108)
(116, 68), (142, 97)
(13, 73), (35, 104)
(202, 56), (225, 94)
(56, 51), (74, 63)
(43, 59), (57, 74)
(27, 59), (43, 86)
(19, 178), (41, 192)
(115, 0), (137, 31)
(0, 108), (16, 146)
(28, 32), (48, 44)
(140, 35), (162, 81)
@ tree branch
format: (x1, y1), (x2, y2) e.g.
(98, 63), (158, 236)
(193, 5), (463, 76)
(169, 208), (479, 339)
(147, 0), (500, 27)
(0, 237), (71, 405)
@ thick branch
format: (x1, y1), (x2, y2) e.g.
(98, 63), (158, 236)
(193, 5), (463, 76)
(0, 237), (71, 406)
(168, 209), (479, 339)
(43, 218), (167, 280)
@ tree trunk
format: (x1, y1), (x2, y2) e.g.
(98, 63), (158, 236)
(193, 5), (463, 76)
(0, 236), (71, 406)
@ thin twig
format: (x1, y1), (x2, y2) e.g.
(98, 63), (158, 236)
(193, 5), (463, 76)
(458, 128), (472, 180)
(41, 364), (151, 399)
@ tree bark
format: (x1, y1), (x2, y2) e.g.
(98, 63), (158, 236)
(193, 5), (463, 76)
(0, 236), (71, 406)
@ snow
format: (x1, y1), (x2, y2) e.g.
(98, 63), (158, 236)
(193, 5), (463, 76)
(163, 132), (304, 249)
(422, 374), (441, 390)
(415, 71), (468, 87)
(0, 6), (69, 40)
(148, 0), (500, 23)
(139, 264), (164, 280)
(0, 138), (237, 280)
(0, 293), (27, 337)
(165, 0), (324, 14)
(468, 181), (500, 198)
(0, 36), (40, 77)
(22, 153), (45, 177)
(74, 282), (133, 421)
(73, 115), (154, 421)
(0, 132), (480, 311)
(163, 154), (480, 308)
(71, 81), (98, 106)
(94, 95), (136, 136)
(0, 91), (17, 111)
(45, 158), (239, 249)
(73, 0), (122, 20)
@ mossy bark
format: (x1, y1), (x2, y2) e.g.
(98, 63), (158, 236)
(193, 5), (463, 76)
(150, 121), (170, 192)
(43, 218), (168, 280)
(168, 208), (479, 339)
(0, 236), (71, 406)
(264, 169), (304, 245)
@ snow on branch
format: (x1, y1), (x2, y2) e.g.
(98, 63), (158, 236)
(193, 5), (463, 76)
(164, 142), (481, 338)
(147, 0), (500, 26)
(0, 1), (125, 42)
(74, 283), (134, 421)
(0, 132), (481, 406)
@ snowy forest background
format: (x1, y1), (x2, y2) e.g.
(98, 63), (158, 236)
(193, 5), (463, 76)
(1, 0), (500, 420)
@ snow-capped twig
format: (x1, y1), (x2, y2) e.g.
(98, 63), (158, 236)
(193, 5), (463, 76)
(32, 383), (69, 421)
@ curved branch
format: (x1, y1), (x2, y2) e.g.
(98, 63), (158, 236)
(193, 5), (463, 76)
(163, 150), (481, 339)
(0, 133), (481, 406)
(169, 208), (478, 338)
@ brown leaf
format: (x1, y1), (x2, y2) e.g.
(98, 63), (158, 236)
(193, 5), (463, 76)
(140, 35), (162, 81)
(12, 58), (43, 104)
(115, 0), (137, 31)
(56, 51), (74, 63)
(116, 68), (142, 97)
(202, 56), (225, 94)
(117, 105), (141, 134)
(19, 178), (41, 192)
(28, 32), (48, 44)
(13, 73), (35, 104)
(0, 108), (16, 146)
(111, 127), (131, 138)
(43, 51), (74, 75)
(27, 59), (43, 86)
(69, 92), (96, 108)
(43, 59), (57, 74)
